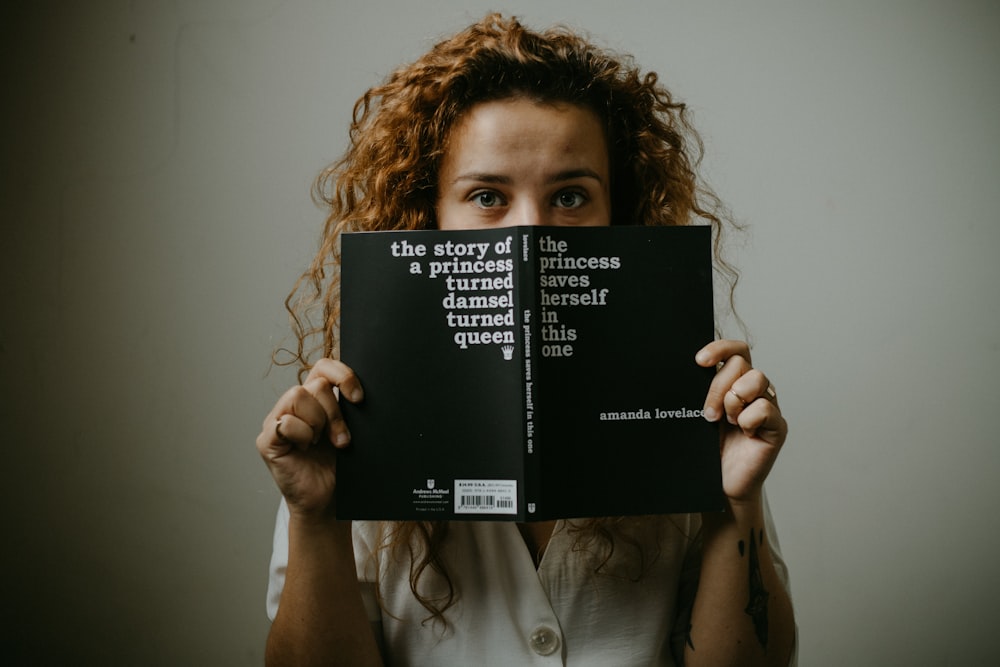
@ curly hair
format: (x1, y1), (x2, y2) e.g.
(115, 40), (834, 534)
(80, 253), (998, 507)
(277, 13), (737, 626)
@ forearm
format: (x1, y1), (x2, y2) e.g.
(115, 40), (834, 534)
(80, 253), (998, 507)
(266, 517), (383, 667)
(685, 498), (795, 667)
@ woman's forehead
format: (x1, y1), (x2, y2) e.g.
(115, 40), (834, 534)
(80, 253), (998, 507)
(441, 99), (609, 175)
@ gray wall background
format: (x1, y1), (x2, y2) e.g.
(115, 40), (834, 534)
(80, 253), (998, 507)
(3, 1), (998, 664)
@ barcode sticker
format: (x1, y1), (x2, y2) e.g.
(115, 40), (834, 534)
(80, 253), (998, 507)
(454, 480), (517, 515)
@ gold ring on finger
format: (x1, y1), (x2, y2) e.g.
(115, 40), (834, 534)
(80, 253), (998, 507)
(275, 416), (294, 445)
(729, 388), (748, 406)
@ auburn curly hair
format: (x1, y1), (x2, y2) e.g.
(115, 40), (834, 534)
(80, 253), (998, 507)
(277, 13), (738, 626)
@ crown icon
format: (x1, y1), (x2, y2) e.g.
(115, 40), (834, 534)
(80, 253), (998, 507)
(501, 345), (515, 361)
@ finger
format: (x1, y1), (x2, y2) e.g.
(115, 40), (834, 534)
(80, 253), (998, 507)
(258, 359), (364, 455)
(257, 412), (315, 462)
(256, 420), (290, 462)
(735, 398), (788, 446)
(282, 358), (365, 444)
(256, 385), (335, 470)
(702, 353), (751, 422)
(276, 413), (315, 449)
(301, 359), (364, 446)
(301, 370), (360, 448)
(724, 369), (777, 424)
(268, 384), (332, 441)
(695, 339), (752, 370)
(302, 380), (351, 448)
(306, 358), (364, 404)
(256, 409), (302, 461)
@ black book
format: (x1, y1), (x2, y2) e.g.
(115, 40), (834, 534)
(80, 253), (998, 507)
(336, 225), (722, 522)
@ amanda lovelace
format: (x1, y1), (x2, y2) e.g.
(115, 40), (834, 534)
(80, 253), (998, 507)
(598, 407), (705, 421)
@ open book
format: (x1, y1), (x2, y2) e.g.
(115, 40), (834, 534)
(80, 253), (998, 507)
(336, 225), (722, 521)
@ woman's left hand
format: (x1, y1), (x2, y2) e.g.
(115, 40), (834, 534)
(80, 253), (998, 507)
(696, 339), (787, 504)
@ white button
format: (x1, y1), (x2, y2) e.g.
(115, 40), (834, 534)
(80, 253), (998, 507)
(529, 626), (560, 656)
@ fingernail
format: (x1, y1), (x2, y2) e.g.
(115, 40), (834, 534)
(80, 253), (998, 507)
(350, 388), (363, 402)
(334, 431), (351, 447)
(703, 406), (719, 422)
(695, 350), (712, 366)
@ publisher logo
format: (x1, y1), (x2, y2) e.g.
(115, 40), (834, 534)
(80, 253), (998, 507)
(427, 479), (436, 489)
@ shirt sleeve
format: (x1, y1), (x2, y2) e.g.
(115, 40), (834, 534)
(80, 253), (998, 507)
(762, 491), (798, 666)
(265, 499), (290, 622)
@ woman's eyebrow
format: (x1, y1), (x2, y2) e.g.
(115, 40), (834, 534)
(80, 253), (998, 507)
(448, 168), (604, 186)
(548, 168), (604, 184)
(449, 173), (512, 185)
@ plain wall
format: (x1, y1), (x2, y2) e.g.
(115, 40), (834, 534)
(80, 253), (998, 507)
(3, 1), (998, 664)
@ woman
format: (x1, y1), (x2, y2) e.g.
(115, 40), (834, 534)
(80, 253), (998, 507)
(258, 14), (795, 666)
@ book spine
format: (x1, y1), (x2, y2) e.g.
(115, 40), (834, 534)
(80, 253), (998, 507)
(519, 227), (541, 520)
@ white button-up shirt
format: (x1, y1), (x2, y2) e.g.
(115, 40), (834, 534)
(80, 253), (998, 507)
(267, 501), (793, 666)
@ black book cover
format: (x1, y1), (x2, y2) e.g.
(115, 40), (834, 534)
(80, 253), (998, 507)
(337, 225), (722, 521)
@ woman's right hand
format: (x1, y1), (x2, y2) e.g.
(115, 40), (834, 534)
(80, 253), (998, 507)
(256, 359), (364, 519)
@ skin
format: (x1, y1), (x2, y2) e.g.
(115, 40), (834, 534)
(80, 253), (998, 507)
(258, 98), (794, 666)
(436, 98), (611, 231)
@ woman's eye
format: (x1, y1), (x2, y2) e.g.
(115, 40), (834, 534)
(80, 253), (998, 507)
(471, 191), (503, 208)
(554, 190), (587, 209)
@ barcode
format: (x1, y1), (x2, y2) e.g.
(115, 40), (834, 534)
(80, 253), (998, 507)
(458, 495), (515, 509)
(461, 495), (495, 509)
(454, 480), (517, 515)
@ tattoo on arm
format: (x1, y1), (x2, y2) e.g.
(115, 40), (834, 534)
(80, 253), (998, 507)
(742, 528), (770, 650)
(686, 528), (771, 660)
